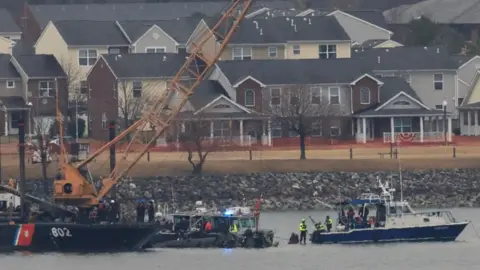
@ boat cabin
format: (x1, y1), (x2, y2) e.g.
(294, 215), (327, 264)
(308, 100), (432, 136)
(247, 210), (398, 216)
(172, 210), (257, 233)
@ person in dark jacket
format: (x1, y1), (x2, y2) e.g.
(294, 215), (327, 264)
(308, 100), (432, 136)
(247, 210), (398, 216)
(147, 201), (155, 223)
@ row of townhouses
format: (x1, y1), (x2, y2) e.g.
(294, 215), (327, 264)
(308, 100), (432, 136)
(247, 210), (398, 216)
(0, 2), (479, 146)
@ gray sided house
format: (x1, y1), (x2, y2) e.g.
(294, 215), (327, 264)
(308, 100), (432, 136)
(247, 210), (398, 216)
(0, 54), (67, 136)
(352, 46), (459, 143)
(116, 17), (201, 54)
(212, 58), (377, 144)
(451, 55), (480, 108)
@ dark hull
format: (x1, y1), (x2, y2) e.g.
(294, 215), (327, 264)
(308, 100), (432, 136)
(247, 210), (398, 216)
(0, 223), (160, 252)
(148, 230), (276, 248)
(310, 222), (469, 244)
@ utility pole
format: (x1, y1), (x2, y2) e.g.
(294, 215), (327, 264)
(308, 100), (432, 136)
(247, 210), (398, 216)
(18, 112), (26, 221)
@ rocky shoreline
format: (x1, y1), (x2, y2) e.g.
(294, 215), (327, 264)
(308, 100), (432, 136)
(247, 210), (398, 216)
(24, 168), (480, 217)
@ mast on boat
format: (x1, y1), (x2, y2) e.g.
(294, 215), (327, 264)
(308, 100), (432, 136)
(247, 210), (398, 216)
(396, 142), (404, 217)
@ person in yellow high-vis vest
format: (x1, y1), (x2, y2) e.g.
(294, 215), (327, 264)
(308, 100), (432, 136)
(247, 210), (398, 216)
(299, 219), (307, 244)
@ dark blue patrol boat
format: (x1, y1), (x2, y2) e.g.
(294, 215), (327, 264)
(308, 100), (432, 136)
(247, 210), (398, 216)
(310, 179), (469, 244)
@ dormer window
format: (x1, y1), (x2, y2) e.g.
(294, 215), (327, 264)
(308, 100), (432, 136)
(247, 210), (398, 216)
(293, 45), (300, 55)
(232, 47), (252, 60)
(6, 80), (15, 88)
(360, 87), (370, 104)
(79, 49), (97, 66)
(245, 89), (255, 106)
(319, 44), (337, 59)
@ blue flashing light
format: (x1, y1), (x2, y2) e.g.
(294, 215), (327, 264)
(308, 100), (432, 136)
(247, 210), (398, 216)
(222, 248), (232, 255)
(223, 209), (234, 216)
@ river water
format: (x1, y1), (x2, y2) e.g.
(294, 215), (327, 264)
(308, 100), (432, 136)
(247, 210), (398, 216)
(2, 209), (480, 270)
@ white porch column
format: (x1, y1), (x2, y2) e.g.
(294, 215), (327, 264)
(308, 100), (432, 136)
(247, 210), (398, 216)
(448, 117), (452, 142)
(210, 120), (214, 139)
(390, 117), (395, 143)
(467, 111), (471, 135)
(435, 116), (440, 132)
(181, 122), (185, 133)
(420, 116), (424, 143)
(459, 111), (464, 135)
(356, 118), (361, 142)
(267, 120), (272, 146)
(475, 111), (479, 136)
(4, 111), (7, 136)
(362, 117), (367, 144)
(239, 120), (244, 146)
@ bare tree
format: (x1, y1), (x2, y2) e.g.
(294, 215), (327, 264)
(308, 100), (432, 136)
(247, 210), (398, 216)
(28, 104), (55, 183)
(266, 85), (335, 160)
(117, 80), (159, 131)
(176, 116), (221, 175)
(59, 59), (83, 103)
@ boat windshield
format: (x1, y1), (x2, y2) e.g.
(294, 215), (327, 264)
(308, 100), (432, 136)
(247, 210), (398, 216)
(237, 217), (256, 229)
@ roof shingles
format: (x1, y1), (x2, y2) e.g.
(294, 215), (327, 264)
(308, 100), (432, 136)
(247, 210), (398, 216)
(53, 21), (129, 46)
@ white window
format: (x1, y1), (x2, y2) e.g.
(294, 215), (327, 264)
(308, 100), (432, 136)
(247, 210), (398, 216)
(80, 80), (89, 94)
(245, 89), (255, 106)
(433, 73), (443, 90)
(39, 81), (55, 97)
(270, 88), (281, 105)
(132, 81), (142, 97)
(145, 47), (166, 53)
(310, 86), (322, 104)
(272, 121), (282, 138)
(293, 44), (300, 55)
(268, 47), (277, 58)
(6, 80), (15, 88)
(101, 112), (108, 129)
(108, 48), (120, 54)
(311, 120), (322, 136)
(360, 87), (370, 104)
(213, 121), (229, 137)
(289, 90), (299, 105)
(78, 49), (97, 66)
(330, 126), (341, 137)
(328, 87), (340, 105)
(319, 44), (337, 59)
(232, 47), (252, 60)
(394, 117), (412, 132)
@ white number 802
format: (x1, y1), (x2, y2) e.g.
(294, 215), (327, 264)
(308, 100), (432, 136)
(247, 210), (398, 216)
(51, 227), (72, 238)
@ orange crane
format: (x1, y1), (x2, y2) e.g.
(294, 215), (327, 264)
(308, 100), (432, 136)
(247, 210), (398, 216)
(53, 0), (253, 208)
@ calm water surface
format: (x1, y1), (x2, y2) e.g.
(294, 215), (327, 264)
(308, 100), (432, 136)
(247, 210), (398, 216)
(1, 209), (480, 270)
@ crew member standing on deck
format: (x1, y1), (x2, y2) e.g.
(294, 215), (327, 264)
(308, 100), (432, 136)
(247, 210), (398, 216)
(325, 216), (333, 232)
(299, 219), (307, 244)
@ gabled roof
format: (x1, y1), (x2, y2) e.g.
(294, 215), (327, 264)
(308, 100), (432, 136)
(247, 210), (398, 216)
(352, 46), (458, 71)
(13, 55), (66, 78)
(359, 39), (403, 49)
(29, 1), (295, 28)
(188, 80), (228, 110)
(377, 76), (422, 104)
(117, 17), (201, 44)
(53, 21), (129, 46)
(100, 53), (186, 78)
(451, 55), (480, 69)
(384, 0), (480, 24)
(217, 58), (371, 85)
(0, 54), (20, 79)
(342, 10), (389, 30)
(12, 39), (35, 56)
(228, 16), (350, 44)
(0, 9), (21, 34)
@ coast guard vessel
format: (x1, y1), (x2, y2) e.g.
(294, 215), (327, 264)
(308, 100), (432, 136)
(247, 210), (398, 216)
(310, 178), (469, 244)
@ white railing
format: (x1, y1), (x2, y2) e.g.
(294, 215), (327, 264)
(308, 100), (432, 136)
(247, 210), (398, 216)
(156, 135), (255, 147)
(383, 132), (445, 143)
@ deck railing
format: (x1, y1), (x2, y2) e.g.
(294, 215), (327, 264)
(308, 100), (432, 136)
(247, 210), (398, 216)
(383, 132), (445, 143)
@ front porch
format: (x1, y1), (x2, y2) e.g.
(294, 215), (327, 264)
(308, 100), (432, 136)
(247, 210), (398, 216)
(156, 114), (274, 147)
(354, 115), (453, 144)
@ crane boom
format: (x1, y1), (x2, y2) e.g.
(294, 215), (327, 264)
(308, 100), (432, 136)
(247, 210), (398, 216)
(52, 0), (253, 207)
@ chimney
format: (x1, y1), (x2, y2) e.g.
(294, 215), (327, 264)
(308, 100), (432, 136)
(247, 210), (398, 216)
(286, 17), (290, 21)
(437, 47), (440, 53)
(377, 56), (381, 64)
(294, 24), (297, 32)
(303, 17), (307, 21)
(308, 18), (311, 25)
(253, 20), (258, 29)
(291, 18), (294, 26)
(260, 28), (263, 35)
(163, 55), (167, 61)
